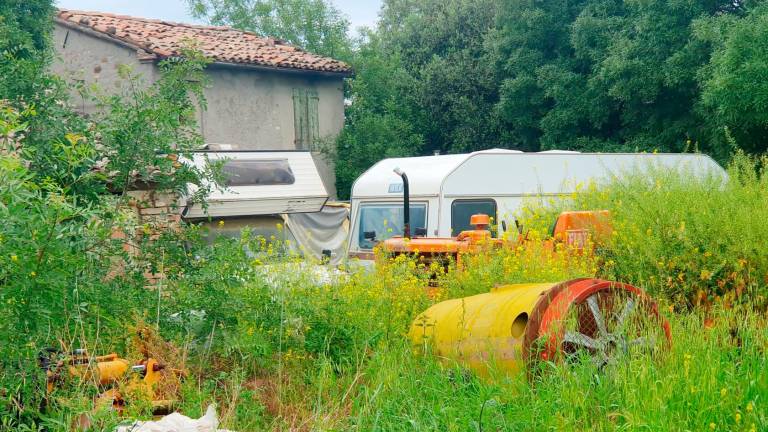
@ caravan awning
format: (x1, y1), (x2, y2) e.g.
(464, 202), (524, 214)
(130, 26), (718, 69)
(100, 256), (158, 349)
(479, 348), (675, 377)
(184, 151), (329, 218)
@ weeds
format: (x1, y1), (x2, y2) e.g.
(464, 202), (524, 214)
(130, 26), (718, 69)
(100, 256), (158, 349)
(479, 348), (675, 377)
(3, 141), (768, 429)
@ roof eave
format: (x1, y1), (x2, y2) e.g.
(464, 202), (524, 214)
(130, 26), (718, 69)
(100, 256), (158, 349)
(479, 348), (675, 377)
(206, 60), (354, 78)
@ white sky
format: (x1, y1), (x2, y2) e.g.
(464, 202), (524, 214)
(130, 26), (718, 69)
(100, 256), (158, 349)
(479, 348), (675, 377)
(56, 0), (383, 32)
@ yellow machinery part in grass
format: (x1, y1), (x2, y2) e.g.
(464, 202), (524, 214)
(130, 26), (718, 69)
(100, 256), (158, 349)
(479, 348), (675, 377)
(43, 350), (178, 414)
(410, 283), (556, 375)
(409, 279), (672, 375)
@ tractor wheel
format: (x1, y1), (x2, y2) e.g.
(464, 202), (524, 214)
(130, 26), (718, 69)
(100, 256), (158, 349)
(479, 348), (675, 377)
(522, 279), (671, 372)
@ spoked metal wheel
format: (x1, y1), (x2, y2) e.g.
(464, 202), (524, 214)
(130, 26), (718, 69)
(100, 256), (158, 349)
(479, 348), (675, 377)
(522, 279), (671, 371)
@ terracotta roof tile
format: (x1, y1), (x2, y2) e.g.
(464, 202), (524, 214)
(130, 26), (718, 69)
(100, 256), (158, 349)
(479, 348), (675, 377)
(55, 9), (352, 75)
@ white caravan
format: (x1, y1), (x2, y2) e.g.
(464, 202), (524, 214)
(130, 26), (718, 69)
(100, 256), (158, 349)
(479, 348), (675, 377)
(182, 151), (348, 264)
(184, 151), (329, 218)
(347, 149), (726, 259)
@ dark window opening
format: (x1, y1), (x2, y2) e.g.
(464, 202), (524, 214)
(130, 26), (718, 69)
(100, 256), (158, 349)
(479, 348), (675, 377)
(451, 199), (497, 236)
(222, 159), (295, 186)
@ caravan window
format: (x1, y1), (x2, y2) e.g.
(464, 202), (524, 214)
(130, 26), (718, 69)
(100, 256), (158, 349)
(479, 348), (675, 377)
(222, 159), (296, 186)
(451, 199), (497, 235)
(357, 203), (427, 250)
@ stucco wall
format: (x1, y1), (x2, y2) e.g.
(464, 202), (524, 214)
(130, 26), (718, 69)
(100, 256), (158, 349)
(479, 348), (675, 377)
(50, 23), (345, 198)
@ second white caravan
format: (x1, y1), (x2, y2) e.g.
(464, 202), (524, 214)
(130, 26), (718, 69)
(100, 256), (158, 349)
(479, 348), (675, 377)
(347, 149), (726, 259)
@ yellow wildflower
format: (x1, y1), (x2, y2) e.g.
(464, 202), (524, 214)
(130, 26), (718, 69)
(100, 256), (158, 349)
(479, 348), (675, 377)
(29, 271), (36, 278)
(735, 413), (741, 423)
(218, 220), (225, 227)
(11, 254), (18, 262)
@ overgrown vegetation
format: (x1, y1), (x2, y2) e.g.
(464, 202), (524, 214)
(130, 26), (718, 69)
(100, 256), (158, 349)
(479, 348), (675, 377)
(527, 153), (768, 309)
(1, 1), (767, 431)
(3, 136), (767, 429)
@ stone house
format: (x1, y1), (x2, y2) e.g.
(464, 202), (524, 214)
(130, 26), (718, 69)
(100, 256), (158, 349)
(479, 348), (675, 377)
(52, 9), (352, 197)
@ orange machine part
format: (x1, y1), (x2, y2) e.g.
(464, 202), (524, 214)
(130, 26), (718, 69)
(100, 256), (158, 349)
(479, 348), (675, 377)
(552, 210), (612, 244)
(383, 213), (500, 254)
(382, 219), (501, 271)
(521, 278), (671, 367)
(382, 211), (612, 269)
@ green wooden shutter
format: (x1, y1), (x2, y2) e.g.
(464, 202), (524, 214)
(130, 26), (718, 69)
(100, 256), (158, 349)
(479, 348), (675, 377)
(293, 88), (308, 150)
(293, 88), (320, 151)
(307, 89), (320, 150)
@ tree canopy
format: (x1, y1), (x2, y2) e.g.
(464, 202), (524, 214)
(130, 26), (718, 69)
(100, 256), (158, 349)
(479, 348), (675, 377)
(0, 0), (55, 101)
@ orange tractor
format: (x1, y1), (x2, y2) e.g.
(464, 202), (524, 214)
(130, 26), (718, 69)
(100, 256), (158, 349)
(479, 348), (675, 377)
(381, 168), (670, 374)
(382, 210), (612, 269)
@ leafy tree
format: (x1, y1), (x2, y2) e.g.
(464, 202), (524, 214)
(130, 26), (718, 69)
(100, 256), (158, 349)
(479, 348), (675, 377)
(334, 0), (501, 196)
(186, 0), (351, 59)
(377, 0), (502, 154)
(330, 32), (423, 198)
(90, 50), (215, 200)
(696, 3), (768, 155)
(0, 0), (55, 101)
(0, 47), (219, 425)
(493, 0), (752, 154)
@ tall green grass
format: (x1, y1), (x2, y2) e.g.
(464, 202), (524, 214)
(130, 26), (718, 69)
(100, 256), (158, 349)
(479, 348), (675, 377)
(341, 307), (766, 431)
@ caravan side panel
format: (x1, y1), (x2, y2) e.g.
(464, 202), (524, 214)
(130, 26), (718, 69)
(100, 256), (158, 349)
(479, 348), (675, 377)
(442, 153), (724, 198)
(438, 153), (725, 234)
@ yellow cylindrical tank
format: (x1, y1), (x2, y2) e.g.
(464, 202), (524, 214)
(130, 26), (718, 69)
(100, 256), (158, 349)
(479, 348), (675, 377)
(409, 279), (671, 375)
(410, 282), (556, 374)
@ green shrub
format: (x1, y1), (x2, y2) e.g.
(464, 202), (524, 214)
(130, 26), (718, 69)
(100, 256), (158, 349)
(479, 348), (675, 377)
(516, 153), (768, 308)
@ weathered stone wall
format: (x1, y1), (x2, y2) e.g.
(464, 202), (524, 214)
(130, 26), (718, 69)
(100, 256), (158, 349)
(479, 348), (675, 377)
(51, 24), (158, 114)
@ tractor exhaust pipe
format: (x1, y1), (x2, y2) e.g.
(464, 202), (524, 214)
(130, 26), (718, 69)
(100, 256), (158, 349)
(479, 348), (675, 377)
(393, 167), (410, 239)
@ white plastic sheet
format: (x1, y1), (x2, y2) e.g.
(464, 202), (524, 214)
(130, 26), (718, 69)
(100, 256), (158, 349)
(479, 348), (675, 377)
(115, 405), (235, 432)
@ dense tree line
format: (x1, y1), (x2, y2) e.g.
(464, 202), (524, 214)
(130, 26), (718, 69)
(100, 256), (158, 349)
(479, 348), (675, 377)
(192, 0), (768, 197)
